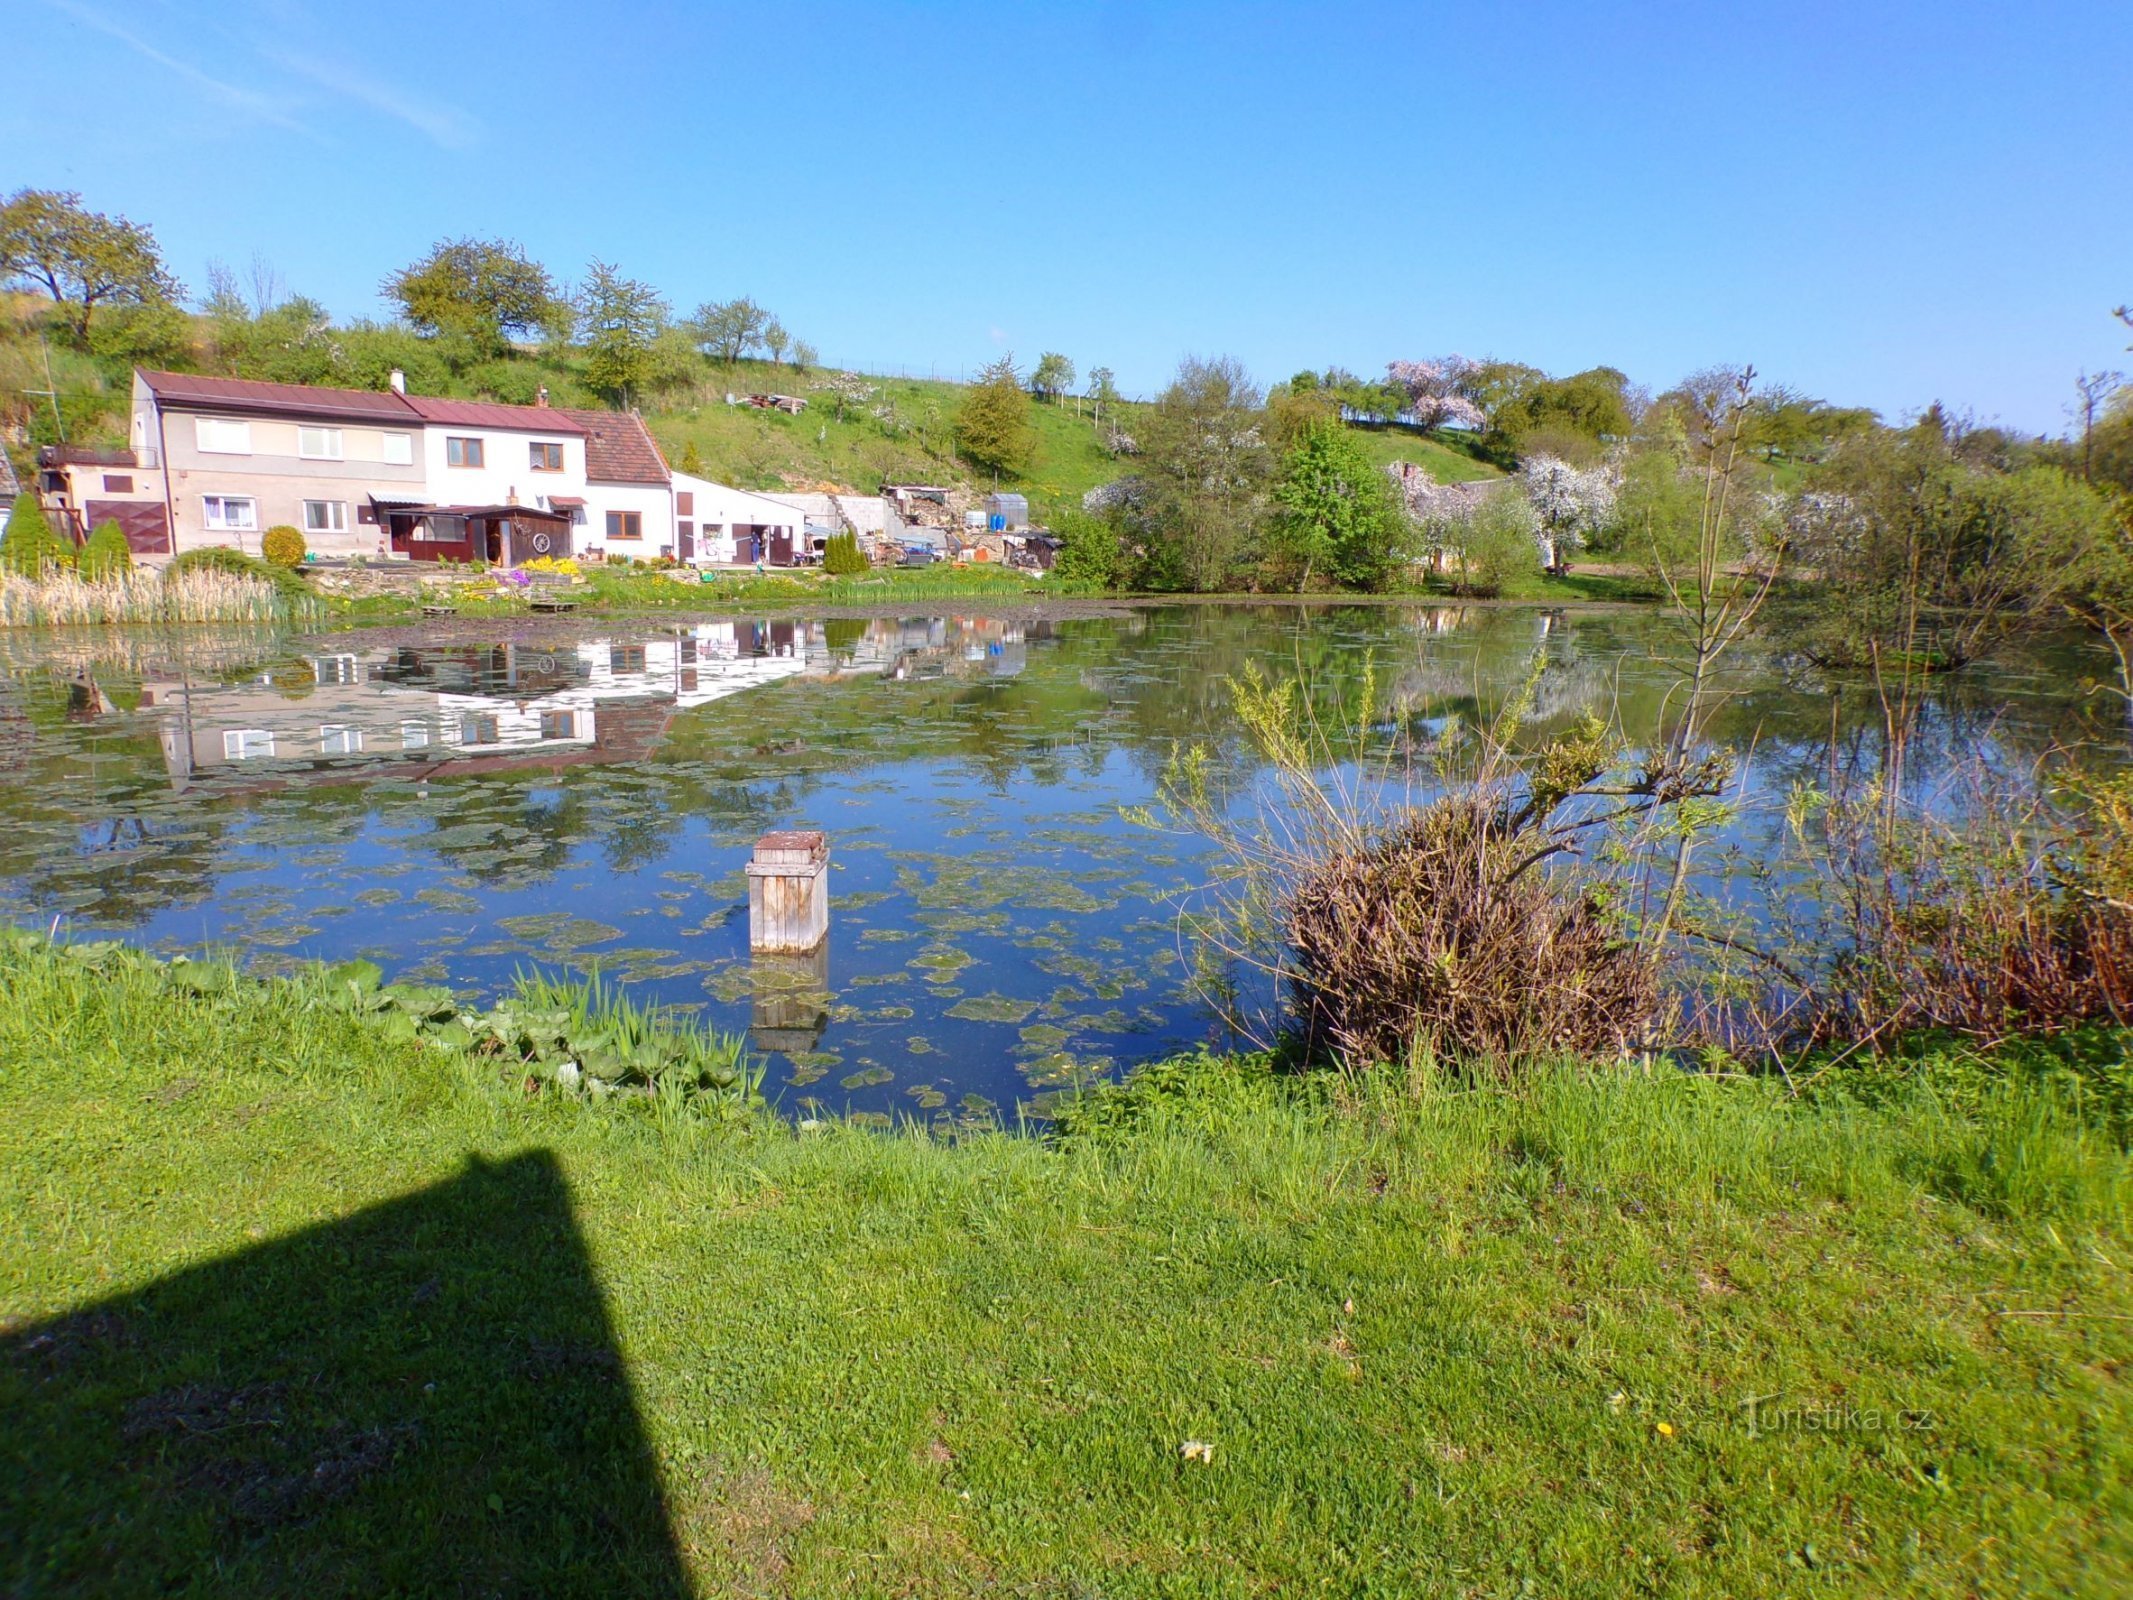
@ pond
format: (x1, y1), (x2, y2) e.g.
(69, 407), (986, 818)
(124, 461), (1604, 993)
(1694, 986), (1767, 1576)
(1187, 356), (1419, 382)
(0, 603), (2119, 1121)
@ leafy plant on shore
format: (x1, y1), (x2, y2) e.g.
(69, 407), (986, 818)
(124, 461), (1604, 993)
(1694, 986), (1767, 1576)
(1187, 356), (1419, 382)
(4, 931), (760, 1115)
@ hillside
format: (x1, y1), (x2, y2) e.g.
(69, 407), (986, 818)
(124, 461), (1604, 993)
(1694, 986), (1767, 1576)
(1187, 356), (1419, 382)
(1, 301), (1497, 523)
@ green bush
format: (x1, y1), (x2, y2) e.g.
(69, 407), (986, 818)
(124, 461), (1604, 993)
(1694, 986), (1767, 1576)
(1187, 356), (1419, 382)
(261, 524), (307, 568)
(0, 494), (75, 579)
(78, 520), (133, 580)
(822, 531), (869, 576)
(1052, 508), (1128, 589)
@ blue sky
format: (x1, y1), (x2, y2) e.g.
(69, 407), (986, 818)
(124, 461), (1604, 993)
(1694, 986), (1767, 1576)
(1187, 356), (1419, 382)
(10, 0), (2129, 431)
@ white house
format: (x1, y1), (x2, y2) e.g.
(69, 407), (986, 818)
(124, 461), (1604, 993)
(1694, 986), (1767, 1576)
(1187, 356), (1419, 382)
(669, 471), (805, 565)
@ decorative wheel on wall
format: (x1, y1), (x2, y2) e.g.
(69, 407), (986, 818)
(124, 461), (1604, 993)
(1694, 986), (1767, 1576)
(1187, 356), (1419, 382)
(530, 530), (553, 554)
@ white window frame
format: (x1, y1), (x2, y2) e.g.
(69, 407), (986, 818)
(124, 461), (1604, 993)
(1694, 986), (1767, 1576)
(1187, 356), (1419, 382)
(222, 729), (275, 760)
(298, 426), (344, 461)
(400, 721), (432, 750)
(302, 500), (349, 535)
(381, 431), (414, 466)
(318, 725), (363, 755)
(195, 417), (252, 454)
(313, 654), (359, 685)
(202, 494), (258, 531)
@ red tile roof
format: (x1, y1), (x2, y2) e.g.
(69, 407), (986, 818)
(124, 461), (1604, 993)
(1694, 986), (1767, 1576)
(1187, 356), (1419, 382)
(398, 395), (588, 433)
(556, 408), (669, 486)
(134, 369), (668, 483)
(138, 368), (418, 424)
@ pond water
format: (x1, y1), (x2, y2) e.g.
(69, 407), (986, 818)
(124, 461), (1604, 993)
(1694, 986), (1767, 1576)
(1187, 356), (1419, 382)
(0, 604), (2119, 1120)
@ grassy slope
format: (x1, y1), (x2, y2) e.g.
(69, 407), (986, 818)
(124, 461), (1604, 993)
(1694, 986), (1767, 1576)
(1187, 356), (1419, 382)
(3, 943), (2129, 1595)
(644, 381), (1501, 519)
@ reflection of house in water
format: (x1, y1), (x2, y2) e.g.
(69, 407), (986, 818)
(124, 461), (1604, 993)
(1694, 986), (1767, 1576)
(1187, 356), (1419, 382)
(135, 616), (1060, 789)
(824, 617), (1033, 682)
(143, 622), (812, 789)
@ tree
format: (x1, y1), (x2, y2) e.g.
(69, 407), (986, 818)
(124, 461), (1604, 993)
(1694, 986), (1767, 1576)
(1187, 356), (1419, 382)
(956, 354), (1034, 475)
(678, 440), (706, 477)
(382, 237), (565, 356)
(1517, 455), (1617, 569)
(1447, 490), (1537, 596)
(1496, 366), (1635, 447)
(1031, 352), (1076, 404)
(1052, 508), (1128, 589)
(763, 319), (790, 367)
(1086, 366), (1120, 426)
(0, 189), (181, 341)
(0, 493), (74, 578)
(577, 261), (669, 404)
(2073, 370), (2124, 483)
(689, 298), (771, 365)
(1386, 358), (1485, 430)
(79, 520), (133, 579)
(1136, 355), (1270, 591)
(791, 339), (818, 373)
(1270, 419), (1407, 590)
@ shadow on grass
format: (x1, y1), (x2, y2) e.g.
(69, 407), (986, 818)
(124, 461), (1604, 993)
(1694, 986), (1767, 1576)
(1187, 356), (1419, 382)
(1, 1150), (688, 1597)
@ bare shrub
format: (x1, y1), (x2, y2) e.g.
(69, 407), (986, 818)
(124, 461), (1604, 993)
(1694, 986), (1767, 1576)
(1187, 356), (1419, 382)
(1288, 796), (1659, 1073)
(1138, 654), (1728, 1076)
(1807, 772), (2133, 1043)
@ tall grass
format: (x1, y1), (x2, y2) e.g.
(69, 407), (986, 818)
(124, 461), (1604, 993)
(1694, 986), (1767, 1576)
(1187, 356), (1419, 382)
(0, 568), (319, 628)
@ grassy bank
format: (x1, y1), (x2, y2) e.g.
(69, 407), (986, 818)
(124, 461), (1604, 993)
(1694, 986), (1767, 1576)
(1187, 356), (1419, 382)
(3, 937), (2129, 1595)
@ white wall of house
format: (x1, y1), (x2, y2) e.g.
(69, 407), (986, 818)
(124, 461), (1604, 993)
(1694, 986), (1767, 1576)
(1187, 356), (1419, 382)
(420, 423), (587, 515)
(668, 472), (803, 565)
(576, 481), (676, 561)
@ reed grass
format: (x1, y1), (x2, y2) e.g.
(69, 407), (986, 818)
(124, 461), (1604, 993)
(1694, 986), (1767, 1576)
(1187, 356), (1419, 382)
(0, 567), (320, 628)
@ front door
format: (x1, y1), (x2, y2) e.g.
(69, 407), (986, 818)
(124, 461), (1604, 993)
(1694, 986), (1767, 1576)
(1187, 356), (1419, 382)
(769, 530), (793, 567)
(678, 519), (695, 561)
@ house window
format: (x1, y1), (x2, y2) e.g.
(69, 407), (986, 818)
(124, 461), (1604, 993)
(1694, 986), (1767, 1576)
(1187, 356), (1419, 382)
(609, 644), (646, 674)
(103, 474), (133, 493)
(319, 724), (362, 755)
(539, 710), (576, 741)
(529, 441), (564, 472)
(382, 432), (414, 466)
(314, 654), (359, 685)
(202, 495), (257, 531)
(222, 729), (274, 760)
(401, 721), (432, 749)
(299, 426), (343, 460)
(605, 511), (642, 541)
(195, 417), (251, 454)
(302, 500), (349, 535)
(446, 437), (485, 469)
(676, 491), (694, 515)
(466, 714), (500, 746)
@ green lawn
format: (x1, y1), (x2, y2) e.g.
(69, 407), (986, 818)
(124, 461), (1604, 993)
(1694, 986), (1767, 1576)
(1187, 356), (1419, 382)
(3, 938), (2129, 1595)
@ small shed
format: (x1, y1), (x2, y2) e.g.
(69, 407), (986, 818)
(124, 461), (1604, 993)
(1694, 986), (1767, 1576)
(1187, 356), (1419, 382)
(983, 492), (1030, 533)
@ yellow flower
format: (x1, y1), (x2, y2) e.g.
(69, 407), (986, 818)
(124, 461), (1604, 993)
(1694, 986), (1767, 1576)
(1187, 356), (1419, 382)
(1656, 1422), (1676, 1438)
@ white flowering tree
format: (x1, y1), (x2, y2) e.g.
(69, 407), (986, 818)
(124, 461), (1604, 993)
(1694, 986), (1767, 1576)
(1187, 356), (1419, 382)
(1517, 455), (1617, 569)
(1386, 358), (1486, 432)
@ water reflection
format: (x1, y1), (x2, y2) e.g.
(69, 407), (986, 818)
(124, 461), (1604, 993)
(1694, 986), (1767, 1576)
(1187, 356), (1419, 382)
(0, 605), (2122, 1119)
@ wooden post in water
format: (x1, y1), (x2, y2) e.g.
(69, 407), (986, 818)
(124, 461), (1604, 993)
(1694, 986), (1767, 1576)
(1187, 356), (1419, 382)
(746, 830), (829, 952)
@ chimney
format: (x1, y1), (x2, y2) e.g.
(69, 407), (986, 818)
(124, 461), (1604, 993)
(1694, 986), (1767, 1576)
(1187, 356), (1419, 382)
(536, 384), (550, 408)
(388, 368), (406, 395)
(506, 486), (519, 506)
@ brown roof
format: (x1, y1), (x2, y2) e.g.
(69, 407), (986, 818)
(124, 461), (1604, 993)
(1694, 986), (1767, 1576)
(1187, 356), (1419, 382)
(399, 395), (588, 434)
(555, 408), (669, 485)
(138, 368), (418, 424)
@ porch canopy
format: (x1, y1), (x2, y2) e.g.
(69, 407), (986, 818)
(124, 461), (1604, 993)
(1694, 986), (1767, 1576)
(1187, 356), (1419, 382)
(378, 499), (571, 567)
